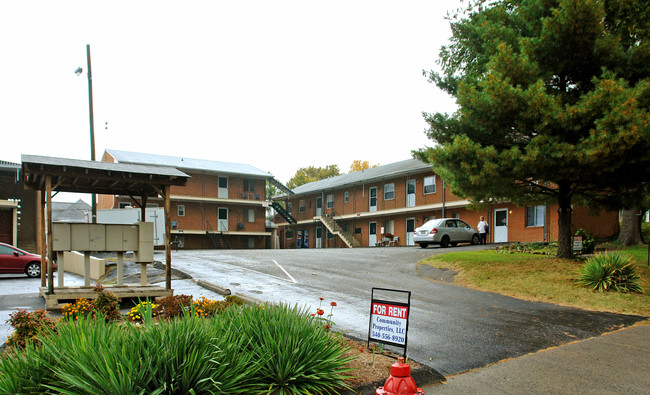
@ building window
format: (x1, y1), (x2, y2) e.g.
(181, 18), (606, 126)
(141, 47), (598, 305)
(327, 229), (334, 239)
(177, 204), (185, 216)
(526, 205), (546, 227)
(243, 179), (255, 192)
(424, 176), (436, 194)
(286, 229), (293, 239)
(327, 194), (334, 209)
(244, 208), (255, 223)
(344, 191), (349, 203)
(384, 219), (394, 235)
(219, 177), (228, 188)
(287, 202), (292, 213)
(299, 200), (306, 213)
(452, 213), (459, 219)
(384, 183), (395, 200)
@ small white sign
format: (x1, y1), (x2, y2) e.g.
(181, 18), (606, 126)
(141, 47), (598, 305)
(573, 236), (583, 251)
(370, 302), (408, 346)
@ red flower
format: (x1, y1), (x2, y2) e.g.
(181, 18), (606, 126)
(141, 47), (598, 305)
(310, 313), (315, 316)
(330, 301), (337, 307)
(324, 324), (330, 330)
(317, 309), (324, 316)
(319, 297), (324, 300)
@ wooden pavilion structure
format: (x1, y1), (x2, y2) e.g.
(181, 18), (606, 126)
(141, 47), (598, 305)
(21, 154), (190, 308)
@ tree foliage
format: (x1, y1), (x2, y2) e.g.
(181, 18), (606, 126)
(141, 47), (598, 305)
(349, 160), (379, 173)
(416, 0), (650, 258)
(286, 165), (341, 189)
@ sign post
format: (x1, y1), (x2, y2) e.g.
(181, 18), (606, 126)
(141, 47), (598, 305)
(368, 288), (411, 358)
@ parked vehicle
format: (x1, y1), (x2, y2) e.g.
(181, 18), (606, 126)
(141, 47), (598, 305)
(0, 242), (54, 278)
(413, 218), (479, 248)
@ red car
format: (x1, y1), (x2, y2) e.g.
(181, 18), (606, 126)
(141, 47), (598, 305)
(0, 242), (51, 278)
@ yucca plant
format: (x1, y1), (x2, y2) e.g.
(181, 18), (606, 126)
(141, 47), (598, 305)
(578, 253), (643, 293)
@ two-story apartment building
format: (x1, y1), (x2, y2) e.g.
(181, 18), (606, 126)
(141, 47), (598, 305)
(99, 149), (286, 249)
(272, 159), (619, 248)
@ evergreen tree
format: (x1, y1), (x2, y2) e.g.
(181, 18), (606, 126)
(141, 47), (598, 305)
(416, 0), (650, 258)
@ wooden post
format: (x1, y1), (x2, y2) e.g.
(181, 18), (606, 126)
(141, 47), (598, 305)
(46, 176), (54, 295)
(57, 252), (64, 288)
(83, 252), (91, 287)
(40, 190), (46, 288)
(164, 185), (171, 290)
(117, 251), (124, 286)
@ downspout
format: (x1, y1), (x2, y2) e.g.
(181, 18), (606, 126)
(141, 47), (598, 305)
(441, 179), (446, 218)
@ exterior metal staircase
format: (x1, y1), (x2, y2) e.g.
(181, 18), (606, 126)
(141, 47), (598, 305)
(271, 201), (297, 224)
(319, 215), (361, 248)
(206, 221), (231, 249)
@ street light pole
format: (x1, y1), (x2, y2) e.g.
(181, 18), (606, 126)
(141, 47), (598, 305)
(79, 44), (97, 223)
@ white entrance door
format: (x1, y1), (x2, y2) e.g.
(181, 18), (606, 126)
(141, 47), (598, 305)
(315, 227), (322, 248)
(218, 177), (228, 199)
(316, 197), (322, 217)
(494, 209), (508, 243)
(218, 207), (228, 231)
(406, 218), (415, 246)
(369, 187), (377, 212)
(406, 180), (416, 207)
(369, 222), (377, 246)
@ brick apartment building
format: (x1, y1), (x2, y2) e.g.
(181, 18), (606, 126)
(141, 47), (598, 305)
(99, 149), (289, 249)
(272, 159), (619, 248)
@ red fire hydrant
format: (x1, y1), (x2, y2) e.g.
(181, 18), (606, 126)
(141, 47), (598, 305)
(376, 357), (424, 395)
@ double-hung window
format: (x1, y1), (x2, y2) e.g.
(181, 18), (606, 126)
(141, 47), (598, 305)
(424, 176), (436, 194)
(384, 183), (395, 200)
(244, 208), (255, 223)
(326, 194), (334, 209)
(344, 191), (349, 203)
(177, 204), (185, 216)
(525, 205), (545, 227)
(299, 200), (306, 213)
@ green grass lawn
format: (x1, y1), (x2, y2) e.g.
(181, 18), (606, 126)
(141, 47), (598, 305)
(419, 246), (650, 317)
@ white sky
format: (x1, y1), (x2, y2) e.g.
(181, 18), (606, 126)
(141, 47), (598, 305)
(1, 1), (460, 202)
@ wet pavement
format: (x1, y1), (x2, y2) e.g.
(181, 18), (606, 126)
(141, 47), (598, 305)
(1, 246), (647, 381)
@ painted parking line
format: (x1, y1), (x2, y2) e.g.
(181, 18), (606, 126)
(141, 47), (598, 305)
(273, 260), (297, 284)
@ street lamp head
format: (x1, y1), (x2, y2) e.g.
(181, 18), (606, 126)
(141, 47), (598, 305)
(75, 67), (83, 76)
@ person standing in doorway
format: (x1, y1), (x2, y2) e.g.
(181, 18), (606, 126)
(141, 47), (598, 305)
(477, 216), (488, 245)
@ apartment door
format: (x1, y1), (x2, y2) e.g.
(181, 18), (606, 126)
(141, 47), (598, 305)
(406, 180), (416, 207)
(369, 222), (377, 246)
(406, 218), (415, 246)
(218, 207), (228, 231)
(494, 209), (508, 243)
(218, 177), (228, 199)
(369, 187), (377, 212)
(315, 227), (322, 248)
(315, 197), (322, 217)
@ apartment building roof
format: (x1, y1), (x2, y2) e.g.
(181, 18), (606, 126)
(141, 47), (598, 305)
(106, 149), (272, 178)
(289, 158), (432, 196)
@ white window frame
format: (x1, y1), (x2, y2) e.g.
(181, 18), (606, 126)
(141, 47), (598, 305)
(344, 191), (349, 203)
(384, 183), (395, 200)
(177, 204), (185, 217)
(326, 194), (334, 209)
(424, 176), (436, 194)
(525, 205), (546, 227)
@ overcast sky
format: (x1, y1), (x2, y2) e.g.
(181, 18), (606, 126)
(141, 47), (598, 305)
(1, 1), (460, 201)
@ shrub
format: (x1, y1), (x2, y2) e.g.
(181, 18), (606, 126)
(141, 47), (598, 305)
(154, 294), (194, 319)
(61, 298), (94, 320)
(193, 296), (227, 317)
(578, 253), (643, 293)
(91, 283), (121, 322)
(126, 300), (158, 323)
(574, 229), (595, 254)
(4, 310), (57, 349)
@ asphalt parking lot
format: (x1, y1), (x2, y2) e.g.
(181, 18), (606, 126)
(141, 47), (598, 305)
(1, 245), (645, 378)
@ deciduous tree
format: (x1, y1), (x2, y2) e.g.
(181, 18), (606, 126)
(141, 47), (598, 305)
(416, 0), (650, 258)
(349, 160), (379, 173)
(286, 165), (341, 189)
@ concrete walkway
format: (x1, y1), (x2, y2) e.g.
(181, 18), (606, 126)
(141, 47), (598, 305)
(421, 324), (650, 394)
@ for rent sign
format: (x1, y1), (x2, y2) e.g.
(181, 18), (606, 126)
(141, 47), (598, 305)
(368, 288), (411, 355)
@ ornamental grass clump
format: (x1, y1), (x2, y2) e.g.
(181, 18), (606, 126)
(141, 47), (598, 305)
(578, 253), (643, 293)
(0, 302), (354, 394)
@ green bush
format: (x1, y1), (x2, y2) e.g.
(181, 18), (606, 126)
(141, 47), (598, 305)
(578, 253), (643, 293)
(0, 303), (353, 394)
(4, 310), (57, 350)
(574, 228), (595, 254)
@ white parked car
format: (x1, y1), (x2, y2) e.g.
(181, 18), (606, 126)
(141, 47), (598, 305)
(413, 218), (479, 248)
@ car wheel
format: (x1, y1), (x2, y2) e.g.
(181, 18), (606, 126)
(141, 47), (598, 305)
(418, 243), (428, 249)
(25, 262), (41, 278)
(471, 234), (479, 245)
(440, 236), (450, 248)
